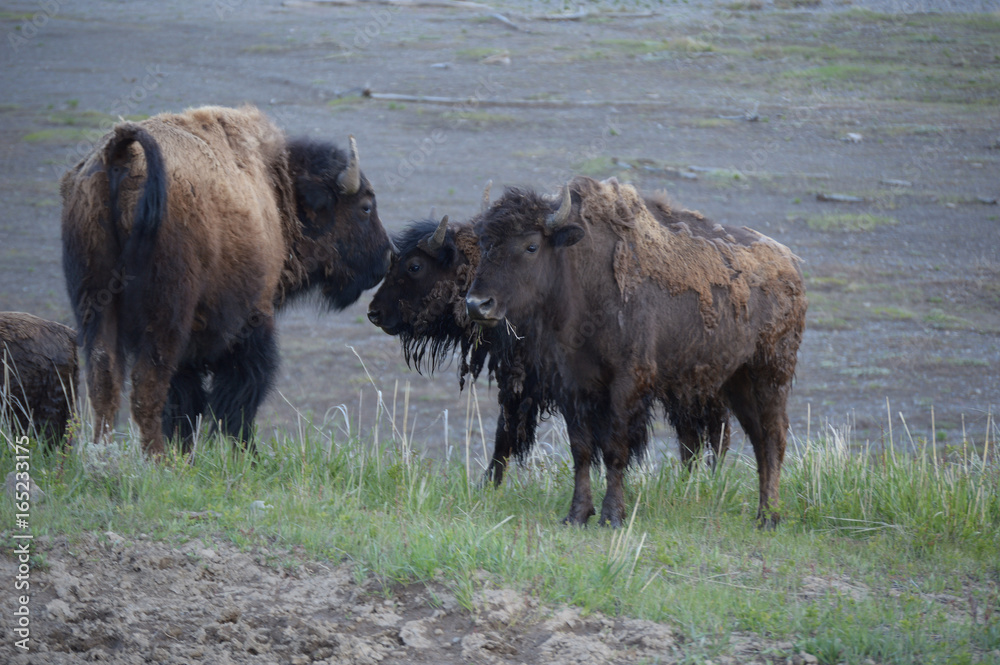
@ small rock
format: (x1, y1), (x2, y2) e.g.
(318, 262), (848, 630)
(843, 132), (863, 143)
(198, 548), (219, 560)
(45, 598), (75, 621)
(977, 196), (998, 205)
(104, 531), (125, 545)
(430, 62), (451, 69)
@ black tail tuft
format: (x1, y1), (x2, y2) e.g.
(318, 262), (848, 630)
(104, 124), (168, 349)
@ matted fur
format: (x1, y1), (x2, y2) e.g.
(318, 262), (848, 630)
(468, 176), (807, 528)
(575, 177), (802, 332)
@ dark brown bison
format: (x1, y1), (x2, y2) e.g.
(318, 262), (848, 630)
(368, 195), (732, 485)
(466, 176), (806, 527)
(61, 105), (392, 455)
(367, 213), (550, 485)
(1, 312), (78, 444)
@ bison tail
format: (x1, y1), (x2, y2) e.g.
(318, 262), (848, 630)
(104, 124), (168, 348)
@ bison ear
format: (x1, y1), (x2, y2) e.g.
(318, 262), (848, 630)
(552, 224), (585, 248)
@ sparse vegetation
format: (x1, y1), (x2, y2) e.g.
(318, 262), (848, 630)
(805, 213), (899, 232)
(4, 405), (997, 665)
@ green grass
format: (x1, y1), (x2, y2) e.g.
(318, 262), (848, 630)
(4, 404), (999, 664)
(806, 213), (899, 233)
(22, 127), (95, 143)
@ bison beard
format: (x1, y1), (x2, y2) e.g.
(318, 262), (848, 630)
(467, 177), (806, 528)
(61, 105), (392, 455)
(367, 217), (550, 485)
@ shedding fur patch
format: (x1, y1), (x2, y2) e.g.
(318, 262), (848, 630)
(572, 177), (802, 330)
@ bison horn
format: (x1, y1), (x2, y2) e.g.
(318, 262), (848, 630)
(546, 185), (573, 230)
(481, 179), (492, 212)
(425, 215), (449, 252)
(337, 136), (361, 196)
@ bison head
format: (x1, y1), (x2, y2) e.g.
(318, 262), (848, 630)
(368, 215), (481, 372)
(466, 185), (585, 328)
(287, 136), (392, 310)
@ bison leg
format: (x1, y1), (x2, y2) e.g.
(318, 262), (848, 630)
(485, 384), (541, 487)
(129, 354), (175, 457)
(563, 408), (597, 526)
(705, 402), (731, 473)
(485, 410), (512, 486)
(162, 364), (208, 448)
(207, 317), (278, 449)
(85, 339), (124, 444)
(726, 372), (790, 528)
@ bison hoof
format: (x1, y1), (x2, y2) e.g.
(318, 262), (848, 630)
(756, 513), (780, 530)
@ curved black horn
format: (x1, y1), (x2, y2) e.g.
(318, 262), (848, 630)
(337, 136), (361, 196)
(425, 215), (449, 252)
(481, 179), (492, 212)
(545, 185), (572, 230)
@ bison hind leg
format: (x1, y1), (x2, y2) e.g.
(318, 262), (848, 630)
(207, 318), (278, 450)
(162, 365), (208, 450)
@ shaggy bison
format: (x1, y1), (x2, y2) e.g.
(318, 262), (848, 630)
(368, 199), (733, 485)
(367, 212), (549, 485)
(466, 177), (806, 527)
(1, 312), (78, 444)
(61, 105), (392, 455)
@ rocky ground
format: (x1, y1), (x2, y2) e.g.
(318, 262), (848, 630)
(0, 533), (878, 664)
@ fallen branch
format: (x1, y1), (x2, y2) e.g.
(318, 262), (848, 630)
(532, 10), (656, 20)
(817, 193), (865, 203)
(285, 0), (494, 9)
(361, 88), (680, 108)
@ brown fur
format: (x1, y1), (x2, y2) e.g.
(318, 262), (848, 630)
(62, 105), (391, 455)
(467, 176), (807, 528)
(1, 312), (78, 444)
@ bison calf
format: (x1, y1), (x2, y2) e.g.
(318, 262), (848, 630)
(1, 312), (78, 445)
(61, 105), (392, 455)
(467, 177), (806, 528)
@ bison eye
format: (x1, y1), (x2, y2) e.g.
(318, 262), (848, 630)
(361, 204), (372, 215)
(526, 243), (538, 254)
(407, 263), (422, 274)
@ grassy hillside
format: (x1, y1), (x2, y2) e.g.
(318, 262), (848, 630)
(3, 399), (999, 663)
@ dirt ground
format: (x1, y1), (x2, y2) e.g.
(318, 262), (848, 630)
(0, 0), (998, 660)
(0, 533), (838, 665)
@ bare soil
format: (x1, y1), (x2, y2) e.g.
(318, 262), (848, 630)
(0, 0), (998, 661)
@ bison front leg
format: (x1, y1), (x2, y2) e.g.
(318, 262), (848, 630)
(563, 410), (596, 526)
(208, 316), (278, 450)
(485, 409), (513, 487)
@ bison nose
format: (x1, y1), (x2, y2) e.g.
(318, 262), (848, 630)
(367, 308), (382, 326)
(466, 294), (497, 321)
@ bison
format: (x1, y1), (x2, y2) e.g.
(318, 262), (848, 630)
(466, 176), (806, 528)
(367, 210), (549, 485)
(61, 105), (392, 455)
(369, 191), (733, 485)
(1, 312), (78, 445)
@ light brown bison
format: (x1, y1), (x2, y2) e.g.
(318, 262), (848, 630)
(467, 177), (806, 528)
(61, 105), (392, 455)
(1, 312), (78, 444)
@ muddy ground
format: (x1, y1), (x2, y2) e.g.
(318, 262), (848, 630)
(0, 1), (998, 660)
